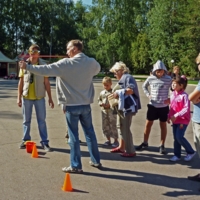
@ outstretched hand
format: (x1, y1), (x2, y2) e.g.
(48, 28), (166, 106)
(19, 61), (27, 69)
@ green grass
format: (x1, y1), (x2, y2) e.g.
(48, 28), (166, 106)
(95, 73), (199, 85)
(95, 74), (105, 78)
(188, 80), (198, 85)
(134, 78), (198, 84)
(95, 73), (114, 78)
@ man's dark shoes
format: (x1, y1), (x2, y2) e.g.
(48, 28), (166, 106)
(19, 141), (26, 149)
(42, 144), (52, 152)
(188, 174), (200, 182)
(136, 142), (148, 150)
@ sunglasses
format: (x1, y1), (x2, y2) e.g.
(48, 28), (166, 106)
(29, 50), (40, 54)
(30, 73), (34, 84)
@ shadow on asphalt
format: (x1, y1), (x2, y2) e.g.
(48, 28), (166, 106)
(71, 189), (89, 193)
(52, 143), (199, 169)
(163, 190), (200, 197)
(52, 147), (70, 154)
(83, 167), (200, 196)
(0, 111), (22, 119)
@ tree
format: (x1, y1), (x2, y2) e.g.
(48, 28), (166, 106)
(131, 33), (151, 74)
(147, 0), (178, 67)
(172, 0), (200, 77)
(79, 0), (141, 71)
(0, 0), (80, 58)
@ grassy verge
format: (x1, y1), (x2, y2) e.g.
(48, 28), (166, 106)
(95, 73), (114, 78)
(95, 74), (199, 85)
(134, 78), (198, 84)
(188, 80), (198, 85)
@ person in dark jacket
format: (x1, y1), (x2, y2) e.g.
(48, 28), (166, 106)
(109, 61), (141, 157)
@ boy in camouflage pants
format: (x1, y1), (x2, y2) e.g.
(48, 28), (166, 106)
(98, 77), (119, 147)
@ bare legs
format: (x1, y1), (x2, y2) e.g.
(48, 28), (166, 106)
(160, 121), (167, 146)
(117, 139), (125, 151)
(144, 120), (153, 143)
(143, 120), (167, 146)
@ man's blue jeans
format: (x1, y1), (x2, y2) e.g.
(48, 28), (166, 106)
(65, 105), (100, 169)
(172, 124), (195, 158)
(22, 98), (49, 145)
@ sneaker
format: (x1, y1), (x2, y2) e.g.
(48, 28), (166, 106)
(103, 141), (111, 146)
(19, 141), (26, 149)
(136, 142), (148, 150)
(169, 155), (181, 162)
(65, 138), (69, 144)
(89, 161), (102, 168)
(159, 145), (166, 154)
(62, 166), (83, 173)
(42, 144), (52, 152)
(112, 141), (119, 148)
(184, 152), (196, 161)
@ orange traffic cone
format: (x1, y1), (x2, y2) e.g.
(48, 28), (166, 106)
(62, 173), (73, 192)
(31, 143), (38, 158)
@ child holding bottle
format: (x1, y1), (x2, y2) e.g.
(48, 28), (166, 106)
(98, 77), (119, 147)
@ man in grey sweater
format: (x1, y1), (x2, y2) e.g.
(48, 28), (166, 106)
(19, 40), (101, 173)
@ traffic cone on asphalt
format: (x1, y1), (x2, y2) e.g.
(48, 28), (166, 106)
(62, 173), (73, 192)
(31, 143), (38, 158)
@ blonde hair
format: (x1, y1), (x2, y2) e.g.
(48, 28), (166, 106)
(196, 53), (200, 63)
(102, 76), (112, 84)
(173, 66), (180, 71)
(110, 61), (130, 74)
(29, 44), (40, 51)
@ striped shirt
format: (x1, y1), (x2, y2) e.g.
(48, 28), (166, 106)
(142, 75), (172, 108)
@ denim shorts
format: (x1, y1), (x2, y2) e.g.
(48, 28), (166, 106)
(146, 104), (169, 122)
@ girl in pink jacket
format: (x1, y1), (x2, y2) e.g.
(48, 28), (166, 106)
(168, 75), (196, 162)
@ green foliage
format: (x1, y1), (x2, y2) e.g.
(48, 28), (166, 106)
(77, 0), (141, 71)
(131, 33), (151, 74)
(0, 0), (77, 58)
(0, 0), (200, 77)
(147, 0), (200, 76)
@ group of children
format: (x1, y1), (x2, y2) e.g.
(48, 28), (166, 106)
(98, 60), (196, 162)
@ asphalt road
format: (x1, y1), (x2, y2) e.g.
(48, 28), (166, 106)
(0, 78), (199, 200)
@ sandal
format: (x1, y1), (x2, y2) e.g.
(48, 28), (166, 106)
(120, 152), (136, 157)
(110, 147), (124, 153)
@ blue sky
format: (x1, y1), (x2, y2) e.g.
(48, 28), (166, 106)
(73, 0), (92, 5)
